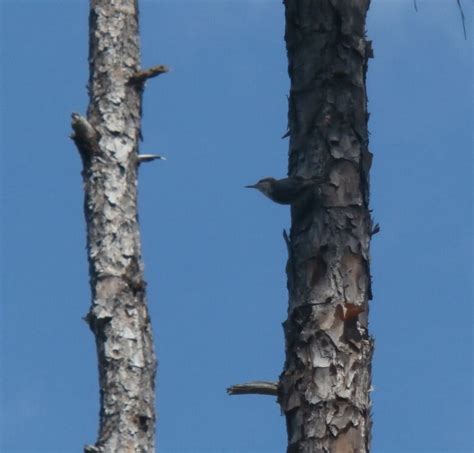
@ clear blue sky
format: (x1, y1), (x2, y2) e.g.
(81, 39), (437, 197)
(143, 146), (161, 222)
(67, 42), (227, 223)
(0, 1), (472, 452)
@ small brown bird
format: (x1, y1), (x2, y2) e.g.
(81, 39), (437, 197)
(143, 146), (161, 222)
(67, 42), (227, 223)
(245, 176), (321, 205)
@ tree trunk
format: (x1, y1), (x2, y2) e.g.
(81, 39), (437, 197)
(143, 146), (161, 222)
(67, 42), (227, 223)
(279, 1), (374, 451)
(71, 1), (158, 451)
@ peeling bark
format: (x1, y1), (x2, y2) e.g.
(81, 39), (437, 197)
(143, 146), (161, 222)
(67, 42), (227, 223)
(71, 1), (157, 452)
(279, 1), (374, 452)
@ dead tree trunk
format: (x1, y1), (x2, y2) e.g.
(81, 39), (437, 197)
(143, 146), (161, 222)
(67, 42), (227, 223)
(278, 1), (374, 452)
(70, 1), (166, 451)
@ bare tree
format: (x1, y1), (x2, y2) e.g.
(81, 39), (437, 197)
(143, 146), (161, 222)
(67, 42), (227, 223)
(278, 1), (373, 451)
(70, 1), (166, 451)
(229, 1), (374, 451)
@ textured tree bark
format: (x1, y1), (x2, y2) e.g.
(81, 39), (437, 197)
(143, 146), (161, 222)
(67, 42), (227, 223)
(71, 1), (157, 452)
(279, 1), (374, 452)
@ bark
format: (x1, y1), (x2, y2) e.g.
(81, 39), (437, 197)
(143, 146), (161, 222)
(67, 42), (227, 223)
(71, 1), (157, 451)
(279, 1), (374, 452)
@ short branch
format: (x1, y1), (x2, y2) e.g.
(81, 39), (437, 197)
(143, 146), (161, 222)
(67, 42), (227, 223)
(84, 445), (101, 453)
(129, 65), (169, 84)
(370, 223), (380, 237)
(456, 0), (467, 40)
(138, 154), (166, 163)
(283, 229), (291, 251)
(70, 113), (100, 161)
(227, 381), (278, 396)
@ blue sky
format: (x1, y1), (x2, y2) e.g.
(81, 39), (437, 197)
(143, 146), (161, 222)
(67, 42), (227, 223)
(0, 1), (472, 452)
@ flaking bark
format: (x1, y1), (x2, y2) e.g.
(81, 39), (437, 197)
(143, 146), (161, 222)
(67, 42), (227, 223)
(72, 1), (157, 451)
(279, 1), (374, 452)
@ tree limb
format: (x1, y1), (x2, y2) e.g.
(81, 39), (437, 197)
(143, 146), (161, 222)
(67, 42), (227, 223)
(138, 153), (166, 163)
(227, 381), (278, 396)
(457, 0), (467, 40)
(70, 113), (100, 160)
(129, 65), (169, 84)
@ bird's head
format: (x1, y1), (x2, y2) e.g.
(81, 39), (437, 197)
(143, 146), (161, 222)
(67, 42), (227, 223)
(245, 177), (276, 196)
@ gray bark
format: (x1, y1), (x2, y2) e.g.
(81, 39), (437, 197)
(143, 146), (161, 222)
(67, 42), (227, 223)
(71, 1), (157, 451)
(279, 1), (374, 451)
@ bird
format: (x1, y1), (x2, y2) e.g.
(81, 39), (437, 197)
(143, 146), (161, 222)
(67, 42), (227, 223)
(245, 176), (322, 205)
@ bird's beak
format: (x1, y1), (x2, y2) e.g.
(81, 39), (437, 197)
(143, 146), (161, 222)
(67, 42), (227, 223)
(245, 184), (258, 189)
